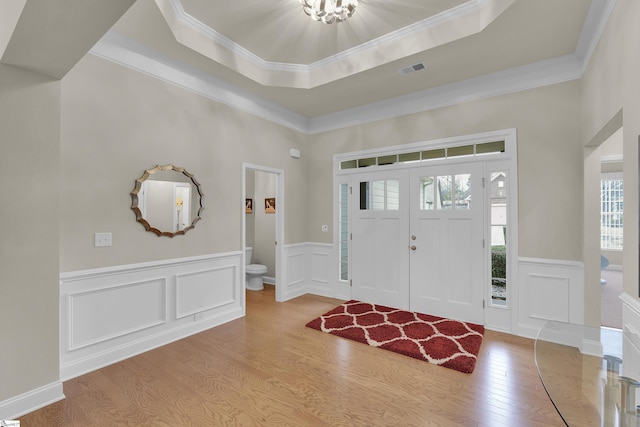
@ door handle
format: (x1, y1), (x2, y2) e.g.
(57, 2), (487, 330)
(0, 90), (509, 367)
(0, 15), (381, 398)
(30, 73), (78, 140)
(410, 245), (417, 251)
(411, 235), (416, 240)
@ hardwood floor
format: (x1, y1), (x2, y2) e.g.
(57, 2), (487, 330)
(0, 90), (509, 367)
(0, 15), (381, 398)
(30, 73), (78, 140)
(21, 286), (564, 426)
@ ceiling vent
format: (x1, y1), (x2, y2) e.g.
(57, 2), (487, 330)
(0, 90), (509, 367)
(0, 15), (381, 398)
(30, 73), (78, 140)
(399, 62), (427, 75)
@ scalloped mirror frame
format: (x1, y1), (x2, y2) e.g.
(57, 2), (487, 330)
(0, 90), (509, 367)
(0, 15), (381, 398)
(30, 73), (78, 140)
(131, 164), (205, 237)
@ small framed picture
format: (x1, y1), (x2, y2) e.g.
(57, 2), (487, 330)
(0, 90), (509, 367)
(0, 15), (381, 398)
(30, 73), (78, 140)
(245, 198), (253, 214)
(265, 197), (276, 214)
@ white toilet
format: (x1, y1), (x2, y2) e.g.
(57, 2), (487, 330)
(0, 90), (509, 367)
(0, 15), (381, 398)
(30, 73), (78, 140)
(245, 247), (268, 291)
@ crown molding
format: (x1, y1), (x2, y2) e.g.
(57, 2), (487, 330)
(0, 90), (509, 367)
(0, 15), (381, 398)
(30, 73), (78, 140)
(90, 0), (615, 135)
(575, 0), (617, 69)
(308, 54), (583, 134)
(89, 32), (310, 133)
(163, 0), (306, 74)
(156, 0), (515, 88)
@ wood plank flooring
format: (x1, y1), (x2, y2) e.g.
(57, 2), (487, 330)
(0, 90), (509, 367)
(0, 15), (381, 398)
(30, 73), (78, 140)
(20, 286), (564, 426)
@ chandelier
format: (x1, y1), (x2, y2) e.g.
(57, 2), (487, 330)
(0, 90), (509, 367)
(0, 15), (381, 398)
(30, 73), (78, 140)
(300, 0), (358, 24)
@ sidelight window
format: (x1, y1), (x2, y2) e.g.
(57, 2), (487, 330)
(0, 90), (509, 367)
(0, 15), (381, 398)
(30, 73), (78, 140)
(339, 183), (349, 281)
(490, 172), (508, 306)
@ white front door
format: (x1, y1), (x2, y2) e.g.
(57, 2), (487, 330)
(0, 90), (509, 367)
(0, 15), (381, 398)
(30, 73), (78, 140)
(349, 163), (485, 324)
(408, 163), (485, 324)
(351, 170), (410, 309)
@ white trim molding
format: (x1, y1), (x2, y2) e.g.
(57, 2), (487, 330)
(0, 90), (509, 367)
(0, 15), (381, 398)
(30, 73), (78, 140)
(0, 381), (64, 421)
(59, 252), (243, 381)
(90, 32), (310, 134)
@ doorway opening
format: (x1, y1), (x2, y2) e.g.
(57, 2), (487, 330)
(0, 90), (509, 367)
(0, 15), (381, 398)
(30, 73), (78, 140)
(599, 127), (624, 330)
(242, 163), (285, 304)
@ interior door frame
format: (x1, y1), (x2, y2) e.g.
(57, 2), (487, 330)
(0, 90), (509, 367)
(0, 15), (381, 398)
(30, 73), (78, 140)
(242, 163), (285, 307)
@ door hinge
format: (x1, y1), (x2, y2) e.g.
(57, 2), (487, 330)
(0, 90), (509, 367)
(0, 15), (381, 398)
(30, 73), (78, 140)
(483, 299), (485, 308)
(482, 238), (485, 248)
(349, 186), (352, 194)
(350, 233), (352, 240)
(482, 177), (486, 188)
(349, 279), (352, 287)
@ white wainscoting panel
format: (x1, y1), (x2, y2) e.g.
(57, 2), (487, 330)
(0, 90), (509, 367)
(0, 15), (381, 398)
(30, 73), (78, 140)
(310, 245), (333, 297)
(69, 278), (167, 350)
(281, 243), (337, 301)
(517, 257), (584, 339)
(176, 266), (236, 319)
(282, 245), (307, 301)
(60, 252), (243, 380)
(527, 274), (570, 322)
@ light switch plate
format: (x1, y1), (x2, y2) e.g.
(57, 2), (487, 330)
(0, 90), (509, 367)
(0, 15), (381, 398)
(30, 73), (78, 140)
(95, 232), (112, 247)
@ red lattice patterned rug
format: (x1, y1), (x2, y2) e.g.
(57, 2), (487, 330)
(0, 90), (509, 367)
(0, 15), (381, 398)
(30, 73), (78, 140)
(306, 300), (485, 373)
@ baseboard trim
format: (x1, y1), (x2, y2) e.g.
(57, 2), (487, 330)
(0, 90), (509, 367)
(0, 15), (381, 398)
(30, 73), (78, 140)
(281, 284), (308, 302)
(263, 275), (275, 285)
(0, 381), (64, 420)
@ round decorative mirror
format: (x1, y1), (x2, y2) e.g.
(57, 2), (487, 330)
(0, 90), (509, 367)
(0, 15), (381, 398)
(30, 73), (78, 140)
(131, 164), (204, 237)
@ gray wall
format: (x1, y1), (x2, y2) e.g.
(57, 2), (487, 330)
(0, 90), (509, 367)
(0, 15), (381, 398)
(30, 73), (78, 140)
(307, 81), (583, 262)
(0, 65), (60, 401)
(59, 55), (307, 272)
(581, 0), (640, 324)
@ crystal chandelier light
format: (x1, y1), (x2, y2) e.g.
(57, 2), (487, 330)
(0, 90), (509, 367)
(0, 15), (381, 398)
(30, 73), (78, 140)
(300, 0), (358, 24)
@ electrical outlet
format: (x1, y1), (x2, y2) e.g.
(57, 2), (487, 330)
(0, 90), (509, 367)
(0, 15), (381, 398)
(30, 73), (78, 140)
(94, 232), (112, 247)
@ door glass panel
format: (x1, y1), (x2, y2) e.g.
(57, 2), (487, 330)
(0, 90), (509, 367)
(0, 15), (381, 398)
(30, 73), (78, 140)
(420, 177), (435, 210)
(359, 181), (369, 210)
(437, 176), (452, 210)
(387, 179), (400, 210)
(490, 171), (507, 306)
(372, 180), (385, 210)
(454, 174), (472, 209)
(360, 179), (399, 211)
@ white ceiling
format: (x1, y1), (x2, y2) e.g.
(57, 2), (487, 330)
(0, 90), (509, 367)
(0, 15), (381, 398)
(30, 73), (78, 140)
(0, 0), (616, 133)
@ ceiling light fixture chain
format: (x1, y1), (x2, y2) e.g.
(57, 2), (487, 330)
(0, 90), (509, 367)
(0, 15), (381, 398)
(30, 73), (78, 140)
(299, 0), (358, 24)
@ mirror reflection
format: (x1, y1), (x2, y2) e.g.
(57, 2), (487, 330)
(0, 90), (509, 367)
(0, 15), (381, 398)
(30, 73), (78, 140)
(131, 165), (204, 237)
